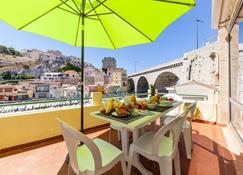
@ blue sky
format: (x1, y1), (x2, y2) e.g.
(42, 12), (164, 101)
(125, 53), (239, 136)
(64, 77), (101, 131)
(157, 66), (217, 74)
(0, 0), (242, 74)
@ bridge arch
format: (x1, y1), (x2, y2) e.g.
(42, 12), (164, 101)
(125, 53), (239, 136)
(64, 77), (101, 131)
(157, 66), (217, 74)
(137, 76), (149, 94)
(127, 78), (135, 93)
(154, 71), (179, 93)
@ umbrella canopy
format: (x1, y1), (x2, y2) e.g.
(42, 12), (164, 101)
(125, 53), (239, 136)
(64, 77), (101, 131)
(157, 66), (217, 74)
(0, 0), (195, 49)
(0, 0), (195, 132)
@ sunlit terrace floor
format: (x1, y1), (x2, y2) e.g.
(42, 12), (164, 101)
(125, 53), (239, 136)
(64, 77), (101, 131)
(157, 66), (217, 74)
(1, 122), (243, 175)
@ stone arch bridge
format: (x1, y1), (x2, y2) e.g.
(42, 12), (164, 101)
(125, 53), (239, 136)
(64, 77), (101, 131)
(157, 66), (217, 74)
(128, 59), (187, 94)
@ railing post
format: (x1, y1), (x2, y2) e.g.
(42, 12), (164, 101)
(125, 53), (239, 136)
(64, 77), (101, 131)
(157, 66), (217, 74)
(91, 92), (102, 106)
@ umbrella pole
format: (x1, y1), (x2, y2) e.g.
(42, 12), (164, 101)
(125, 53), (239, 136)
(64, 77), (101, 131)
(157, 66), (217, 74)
(80, 0), (85, 133)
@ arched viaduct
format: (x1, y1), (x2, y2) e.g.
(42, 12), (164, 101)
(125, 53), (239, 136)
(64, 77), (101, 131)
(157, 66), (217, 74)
(128, 59), (186, 94)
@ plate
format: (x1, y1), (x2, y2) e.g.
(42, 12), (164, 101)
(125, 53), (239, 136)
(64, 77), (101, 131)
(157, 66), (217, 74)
(158, 101), (173, 107)
(138, 110), (153, 116)
(111, 111), (129, 117)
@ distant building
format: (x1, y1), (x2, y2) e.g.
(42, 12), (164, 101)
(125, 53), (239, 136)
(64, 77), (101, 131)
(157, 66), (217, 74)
(109, 68), (128, 92)
(30, 83), (50, 99)
(101, 57), (128, 93)
(40, 72), (68, 81)
(0, 84), (30, 101)
(63, 70), (80, 85)
(49, 82), (63, 99)
(102, 57), (116, 69)
(62, 85), (79, 98)
(64, 70), (80, 79)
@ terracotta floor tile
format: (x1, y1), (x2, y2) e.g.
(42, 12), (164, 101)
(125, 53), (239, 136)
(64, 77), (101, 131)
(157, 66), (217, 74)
(0, 122), (242, 175)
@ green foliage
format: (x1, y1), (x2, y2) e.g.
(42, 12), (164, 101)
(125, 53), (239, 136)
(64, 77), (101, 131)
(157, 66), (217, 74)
(0, 45), (8, 54)
(58, 62), (81, 72)
(0, 72), (35, 80)
(1, 72), (12, 80)
(209, 52), (216, 61)
(0, 45), (21, 56)
(21, 74), (35, 80)
(150, 84), (156, 96)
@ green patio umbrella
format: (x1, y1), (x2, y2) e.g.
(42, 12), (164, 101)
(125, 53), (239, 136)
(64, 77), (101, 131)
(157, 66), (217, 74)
(0, 0), (195, 132)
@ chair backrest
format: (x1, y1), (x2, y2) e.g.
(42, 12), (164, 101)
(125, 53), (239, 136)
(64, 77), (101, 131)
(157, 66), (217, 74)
(152, 107), (191, 156)
(184, 102), (197, 122)
(57, 119), (102, 174)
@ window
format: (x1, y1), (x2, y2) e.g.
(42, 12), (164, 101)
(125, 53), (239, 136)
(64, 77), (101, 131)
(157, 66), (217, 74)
(229, 22), (243, 139)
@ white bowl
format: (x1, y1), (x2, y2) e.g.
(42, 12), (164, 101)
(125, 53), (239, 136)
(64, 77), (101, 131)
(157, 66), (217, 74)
(147, 103), (157, 109)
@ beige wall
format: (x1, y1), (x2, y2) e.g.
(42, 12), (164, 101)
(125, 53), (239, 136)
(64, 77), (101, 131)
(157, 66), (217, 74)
(0, 105), (107, 150)
(218, 24), (239, 124)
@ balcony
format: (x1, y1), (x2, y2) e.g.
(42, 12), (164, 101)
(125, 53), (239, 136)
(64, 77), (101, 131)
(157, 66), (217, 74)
(0, 93), (243, 175)
(0, 1), (243, 175)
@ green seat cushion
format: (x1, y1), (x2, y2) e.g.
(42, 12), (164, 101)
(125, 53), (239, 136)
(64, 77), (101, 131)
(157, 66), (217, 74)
(77, 138), (122, 172)
(134, 132), (173, 157)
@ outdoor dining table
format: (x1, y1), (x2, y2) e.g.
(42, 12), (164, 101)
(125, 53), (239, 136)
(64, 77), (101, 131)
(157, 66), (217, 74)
(91, 101), (183, 158)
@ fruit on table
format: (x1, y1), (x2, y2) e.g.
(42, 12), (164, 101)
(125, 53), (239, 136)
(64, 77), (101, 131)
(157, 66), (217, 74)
(131, 102), (139, 109)
(130, 95), (137, 105)
(167, 97), (174, 101)
(116, 103), (130, 116)
(137, 100), (147, 110)
(161, 96), (174, 102)
(150, 96), (157, 103)
(113, 99), (121, 109)
(131, 109), (139, 116)
(123, 96), (130, 105)
(141, 103), (147, 110)
(137, 100), (146, 104)
(105, 98), (114, 114)
(99, 105), (106, 113)
(161, 96), (167, 100)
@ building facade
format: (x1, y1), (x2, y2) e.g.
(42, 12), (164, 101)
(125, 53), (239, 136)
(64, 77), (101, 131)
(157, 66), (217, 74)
(40, 72), (68, 81)
(109, 68), (128, 92)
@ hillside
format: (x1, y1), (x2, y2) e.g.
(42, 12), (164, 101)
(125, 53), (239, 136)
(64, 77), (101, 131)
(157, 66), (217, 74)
(0, 54), (37, 72)
(0, 47), (97, 78)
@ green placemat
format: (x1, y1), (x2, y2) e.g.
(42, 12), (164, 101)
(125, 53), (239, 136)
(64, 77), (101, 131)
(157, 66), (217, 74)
(96, 111), (151, 124)
(150, 106), (171, 112)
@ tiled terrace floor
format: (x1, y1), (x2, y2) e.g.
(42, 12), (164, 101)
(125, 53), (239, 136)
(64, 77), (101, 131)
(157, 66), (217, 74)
(1, 122), (243, 175)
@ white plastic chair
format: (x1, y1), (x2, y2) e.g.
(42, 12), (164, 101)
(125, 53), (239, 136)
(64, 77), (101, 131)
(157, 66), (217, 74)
(160, 102), (197, 159)
(127, 108), (190, 175)
(181, 102), (197, 159)
(58, 119), (127, 175)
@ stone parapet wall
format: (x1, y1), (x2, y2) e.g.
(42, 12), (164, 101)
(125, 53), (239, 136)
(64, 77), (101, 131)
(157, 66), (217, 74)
(184, 42), (219, 86)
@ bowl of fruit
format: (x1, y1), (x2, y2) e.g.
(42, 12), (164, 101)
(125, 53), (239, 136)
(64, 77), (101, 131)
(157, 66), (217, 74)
(159, 97), (174, 107)
(146, 101), (157, 110)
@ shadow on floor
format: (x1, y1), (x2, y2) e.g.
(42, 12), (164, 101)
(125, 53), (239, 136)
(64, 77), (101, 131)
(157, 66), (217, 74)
(57, 122), (240, 175)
